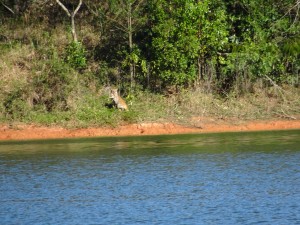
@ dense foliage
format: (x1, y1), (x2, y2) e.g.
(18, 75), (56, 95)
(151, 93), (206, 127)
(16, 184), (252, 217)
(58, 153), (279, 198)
(1, 0), (299, 89)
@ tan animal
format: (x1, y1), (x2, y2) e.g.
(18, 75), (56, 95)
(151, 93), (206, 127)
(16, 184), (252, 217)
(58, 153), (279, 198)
(110, 88), (129, 111)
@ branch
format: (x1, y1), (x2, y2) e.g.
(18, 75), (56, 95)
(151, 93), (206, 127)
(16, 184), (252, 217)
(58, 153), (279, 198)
(0, 1), (15, 14)
(281, 0), (300, 20)
(264, 75), (282, 90)
(279, 109), (297, 120)
(132, 0), (144, 12)
(264, 75), (287, 102)
(101, 7), (128, 32)
(107, 15), (128, 32)
(85, 3), (97, 16)
(73, 0), (82, 17)
(55, 0), (71, 17)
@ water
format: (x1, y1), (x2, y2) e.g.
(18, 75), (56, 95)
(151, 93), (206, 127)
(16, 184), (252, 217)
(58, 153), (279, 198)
(0, 130), (300, 225)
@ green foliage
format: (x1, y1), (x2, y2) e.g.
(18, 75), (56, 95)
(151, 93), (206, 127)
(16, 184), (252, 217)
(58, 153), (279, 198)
(147, 0), (230, 86)
(65, 41), (87, 69)
(3, 94), (31, 120)
(282, 36), (300, 57)
(32, 55), (78, 112)
(148, 0), (200, 85)
(214, 0), (300, 92)
(74, 94), (114, 126)
(27, 111), (72, 125)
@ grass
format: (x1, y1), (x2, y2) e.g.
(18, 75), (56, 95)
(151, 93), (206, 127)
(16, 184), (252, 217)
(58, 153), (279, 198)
(0, 22), (299, 128)
(1, 82), (299, 128)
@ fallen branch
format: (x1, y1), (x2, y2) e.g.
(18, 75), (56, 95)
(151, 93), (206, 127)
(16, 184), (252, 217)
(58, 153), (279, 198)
(264, 75), (287, 102)
(275, 110), (297, 120)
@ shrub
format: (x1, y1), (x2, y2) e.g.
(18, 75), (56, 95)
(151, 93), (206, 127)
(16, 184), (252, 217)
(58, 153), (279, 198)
(65, 41), (86, 70)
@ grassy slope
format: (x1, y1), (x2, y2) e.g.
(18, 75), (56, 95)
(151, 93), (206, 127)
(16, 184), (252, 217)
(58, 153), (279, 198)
(0, 23), (299, 128)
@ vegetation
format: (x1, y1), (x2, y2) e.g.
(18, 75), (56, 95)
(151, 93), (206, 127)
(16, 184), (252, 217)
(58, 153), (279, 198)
(0, 0), (299, 127)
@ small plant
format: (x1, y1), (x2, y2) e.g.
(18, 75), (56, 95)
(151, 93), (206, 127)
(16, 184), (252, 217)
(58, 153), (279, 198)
(121, 110), (138, 123)
(66, 41), (86, 69)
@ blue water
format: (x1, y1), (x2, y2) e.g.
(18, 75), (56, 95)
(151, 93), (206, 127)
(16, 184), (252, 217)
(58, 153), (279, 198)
(0, 130), (300, 224)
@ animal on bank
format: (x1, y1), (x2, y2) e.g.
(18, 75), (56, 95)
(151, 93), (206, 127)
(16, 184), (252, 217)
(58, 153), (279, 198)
(110, 88), (129, 111)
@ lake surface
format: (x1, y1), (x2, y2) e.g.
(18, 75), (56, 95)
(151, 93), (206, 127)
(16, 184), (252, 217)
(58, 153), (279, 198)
(0, 130), (300, 225)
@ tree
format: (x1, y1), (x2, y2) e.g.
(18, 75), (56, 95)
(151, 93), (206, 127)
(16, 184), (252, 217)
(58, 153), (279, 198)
(147, 0), (199, 86)
(87, 0), (147, 88)
(223, 0), (299, 88)
(55, 0), (82, 42)
(147, 0), (229, 87)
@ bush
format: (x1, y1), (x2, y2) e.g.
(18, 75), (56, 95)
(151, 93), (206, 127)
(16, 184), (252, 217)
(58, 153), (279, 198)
(65, 41), (86, 70)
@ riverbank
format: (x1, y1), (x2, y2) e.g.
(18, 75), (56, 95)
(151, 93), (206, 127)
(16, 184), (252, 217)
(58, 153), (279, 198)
(1, 118), (300, 141)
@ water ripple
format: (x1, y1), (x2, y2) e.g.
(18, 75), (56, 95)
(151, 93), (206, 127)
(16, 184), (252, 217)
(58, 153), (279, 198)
(0, 130), (300, 224)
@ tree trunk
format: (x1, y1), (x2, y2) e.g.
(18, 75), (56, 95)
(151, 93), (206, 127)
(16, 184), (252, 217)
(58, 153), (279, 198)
(198, 56), (204, 81)
(128, 1), (134, 89)
(71, 15), (78, 42)
(56, 0), (82, 42)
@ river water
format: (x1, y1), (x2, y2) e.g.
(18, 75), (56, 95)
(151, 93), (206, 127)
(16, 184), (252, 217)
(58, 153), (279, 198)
(0, 130), (300, 225)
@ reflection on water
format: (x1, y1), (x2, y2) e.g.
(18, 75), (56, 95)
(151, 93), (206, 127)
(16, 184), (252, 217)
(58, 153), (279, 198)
(0, 130), (300, 224)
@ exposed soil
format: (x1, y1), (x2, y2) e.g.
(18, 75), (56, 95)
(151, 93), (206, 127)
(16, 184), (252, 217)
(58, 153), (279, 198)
(1, 118), (300, 141)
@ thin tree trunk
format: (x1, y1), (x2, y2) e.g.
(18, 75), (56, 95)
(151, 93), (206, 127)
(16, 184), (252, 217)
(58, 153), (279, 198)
(71, 15), (77, 42)
(147, 63), (150, 89)
(128, 1), (134, 89)
(197, 56), (201, 81)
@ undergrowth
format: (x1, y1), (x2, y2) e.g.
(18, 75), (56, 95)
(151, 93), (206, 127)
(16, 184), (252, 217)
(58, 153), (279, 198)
(0, 23), (299, 128)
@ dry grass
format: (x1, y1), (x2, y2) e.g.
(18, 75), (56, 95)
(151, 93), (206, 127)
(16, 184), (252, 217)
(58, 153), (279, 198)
(116, 84), (300, 128)
(174, 85), (300, 123)
(0, 44), (33, 95)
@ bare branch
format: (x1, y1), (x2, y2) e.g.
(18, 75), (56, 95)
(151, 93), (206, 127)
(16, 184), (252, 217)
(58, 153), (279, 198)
(264, 75), (287, 102)
(132, 0), (144, 12)
(55, 0), (71, 17)
(73, 0), (82, 17)
(56, 0), (82, 17)
(55, 0), (83, 42)
(102, 7), (128, 32)
(109, 13), (128, 31)
(0, 1), (15, 14)
(282, 0), (300, 20)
